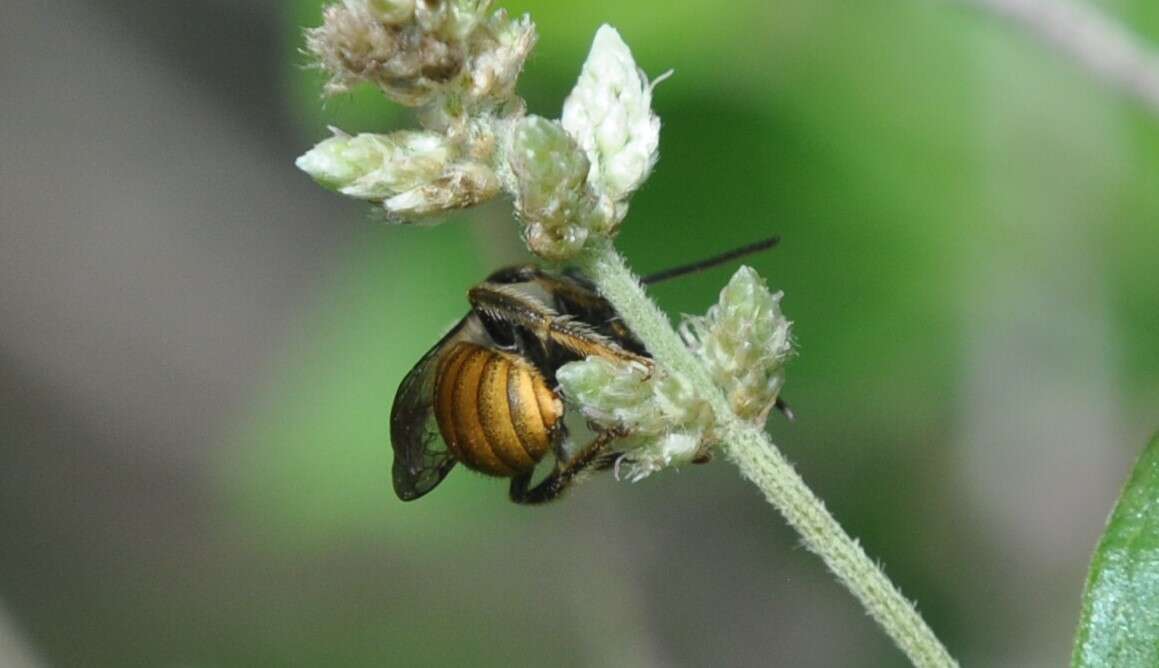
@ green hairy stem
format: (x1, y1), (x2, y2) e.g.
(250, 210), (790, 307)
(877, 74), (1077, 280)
(578, 240), (958, 668)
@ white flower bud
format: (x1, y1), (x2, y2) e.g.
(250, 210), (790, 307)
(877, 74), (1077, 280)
(415, 0), (490, 42)
(307, 0), (534, 113)
(464, 11), (537, 103)
(556, 357), (715, 481)
(362, 0), (415, 24)
(507, 115), (594, 260)
(680, 266), (794, 422)
(295, 129), (500, 220)
(295, 129), (452, 200)
(616, 432), (702, 483)
(306, 1), (467, 105)
(561, 25), (664, 231)
(383, 160), (500, 219)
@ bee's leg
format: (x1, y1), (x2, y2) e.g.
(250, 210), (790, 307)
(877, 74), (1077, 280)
(775, 396), (795, 421)
(592, 450), (621, 471)
(508, 431), (619, 505)
(469, 284), (651, 368)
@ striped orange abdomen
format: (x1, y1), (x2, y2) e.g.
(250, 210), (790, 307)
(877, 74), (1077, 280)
(433, 342), (562, 476)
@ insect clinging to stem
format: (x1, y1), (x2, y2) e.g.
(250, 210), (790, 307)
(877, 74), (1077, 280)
(390, 236), (790, 504)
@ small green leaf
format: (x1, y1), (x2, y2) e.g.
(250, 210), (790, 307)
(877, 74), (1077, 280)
(1072, 433), (1159, 667)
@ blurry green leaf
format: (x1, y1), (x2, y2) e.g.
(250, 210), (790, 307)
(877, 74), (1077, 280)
(1072, 433), (1159, 667)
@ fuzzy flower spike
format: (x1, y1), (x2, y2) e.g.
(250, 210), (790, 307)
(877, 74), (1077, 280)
(680, 266), (794, 422)
(297, 5), (664, 257)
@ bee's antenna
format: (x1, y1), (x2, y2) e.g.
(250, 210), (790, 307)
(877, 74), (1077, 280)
(641, 236), (781, 285)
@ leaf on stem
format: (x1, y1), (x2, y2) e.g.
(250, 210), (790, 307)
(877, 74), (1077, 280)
(1072, 433), (1159, 667)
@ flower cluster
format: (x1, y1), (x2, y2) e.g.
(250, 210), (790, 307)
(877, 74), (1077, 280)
(297, 1), (663, 258)
(558, 266), (793, 479)
(298, 0), (530, 220)
(305, 0), (535, 110)
(555, 358), (714, 482)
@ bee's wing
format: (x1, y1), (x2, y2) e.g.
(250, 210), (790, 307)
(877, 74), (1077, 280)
(390, 315), (482, 501)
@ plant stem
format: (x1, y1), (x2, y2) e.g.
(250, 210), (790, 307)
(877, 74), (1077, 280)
(577, 240), (958, 668)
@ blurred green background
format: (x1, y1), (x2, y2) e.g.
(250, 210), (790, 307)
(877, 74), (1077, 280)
(2, 0), (1158, 665)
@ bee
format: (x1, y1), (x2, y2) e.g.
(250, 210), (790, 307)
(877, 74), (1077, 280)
(390, 237), (787, 504)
